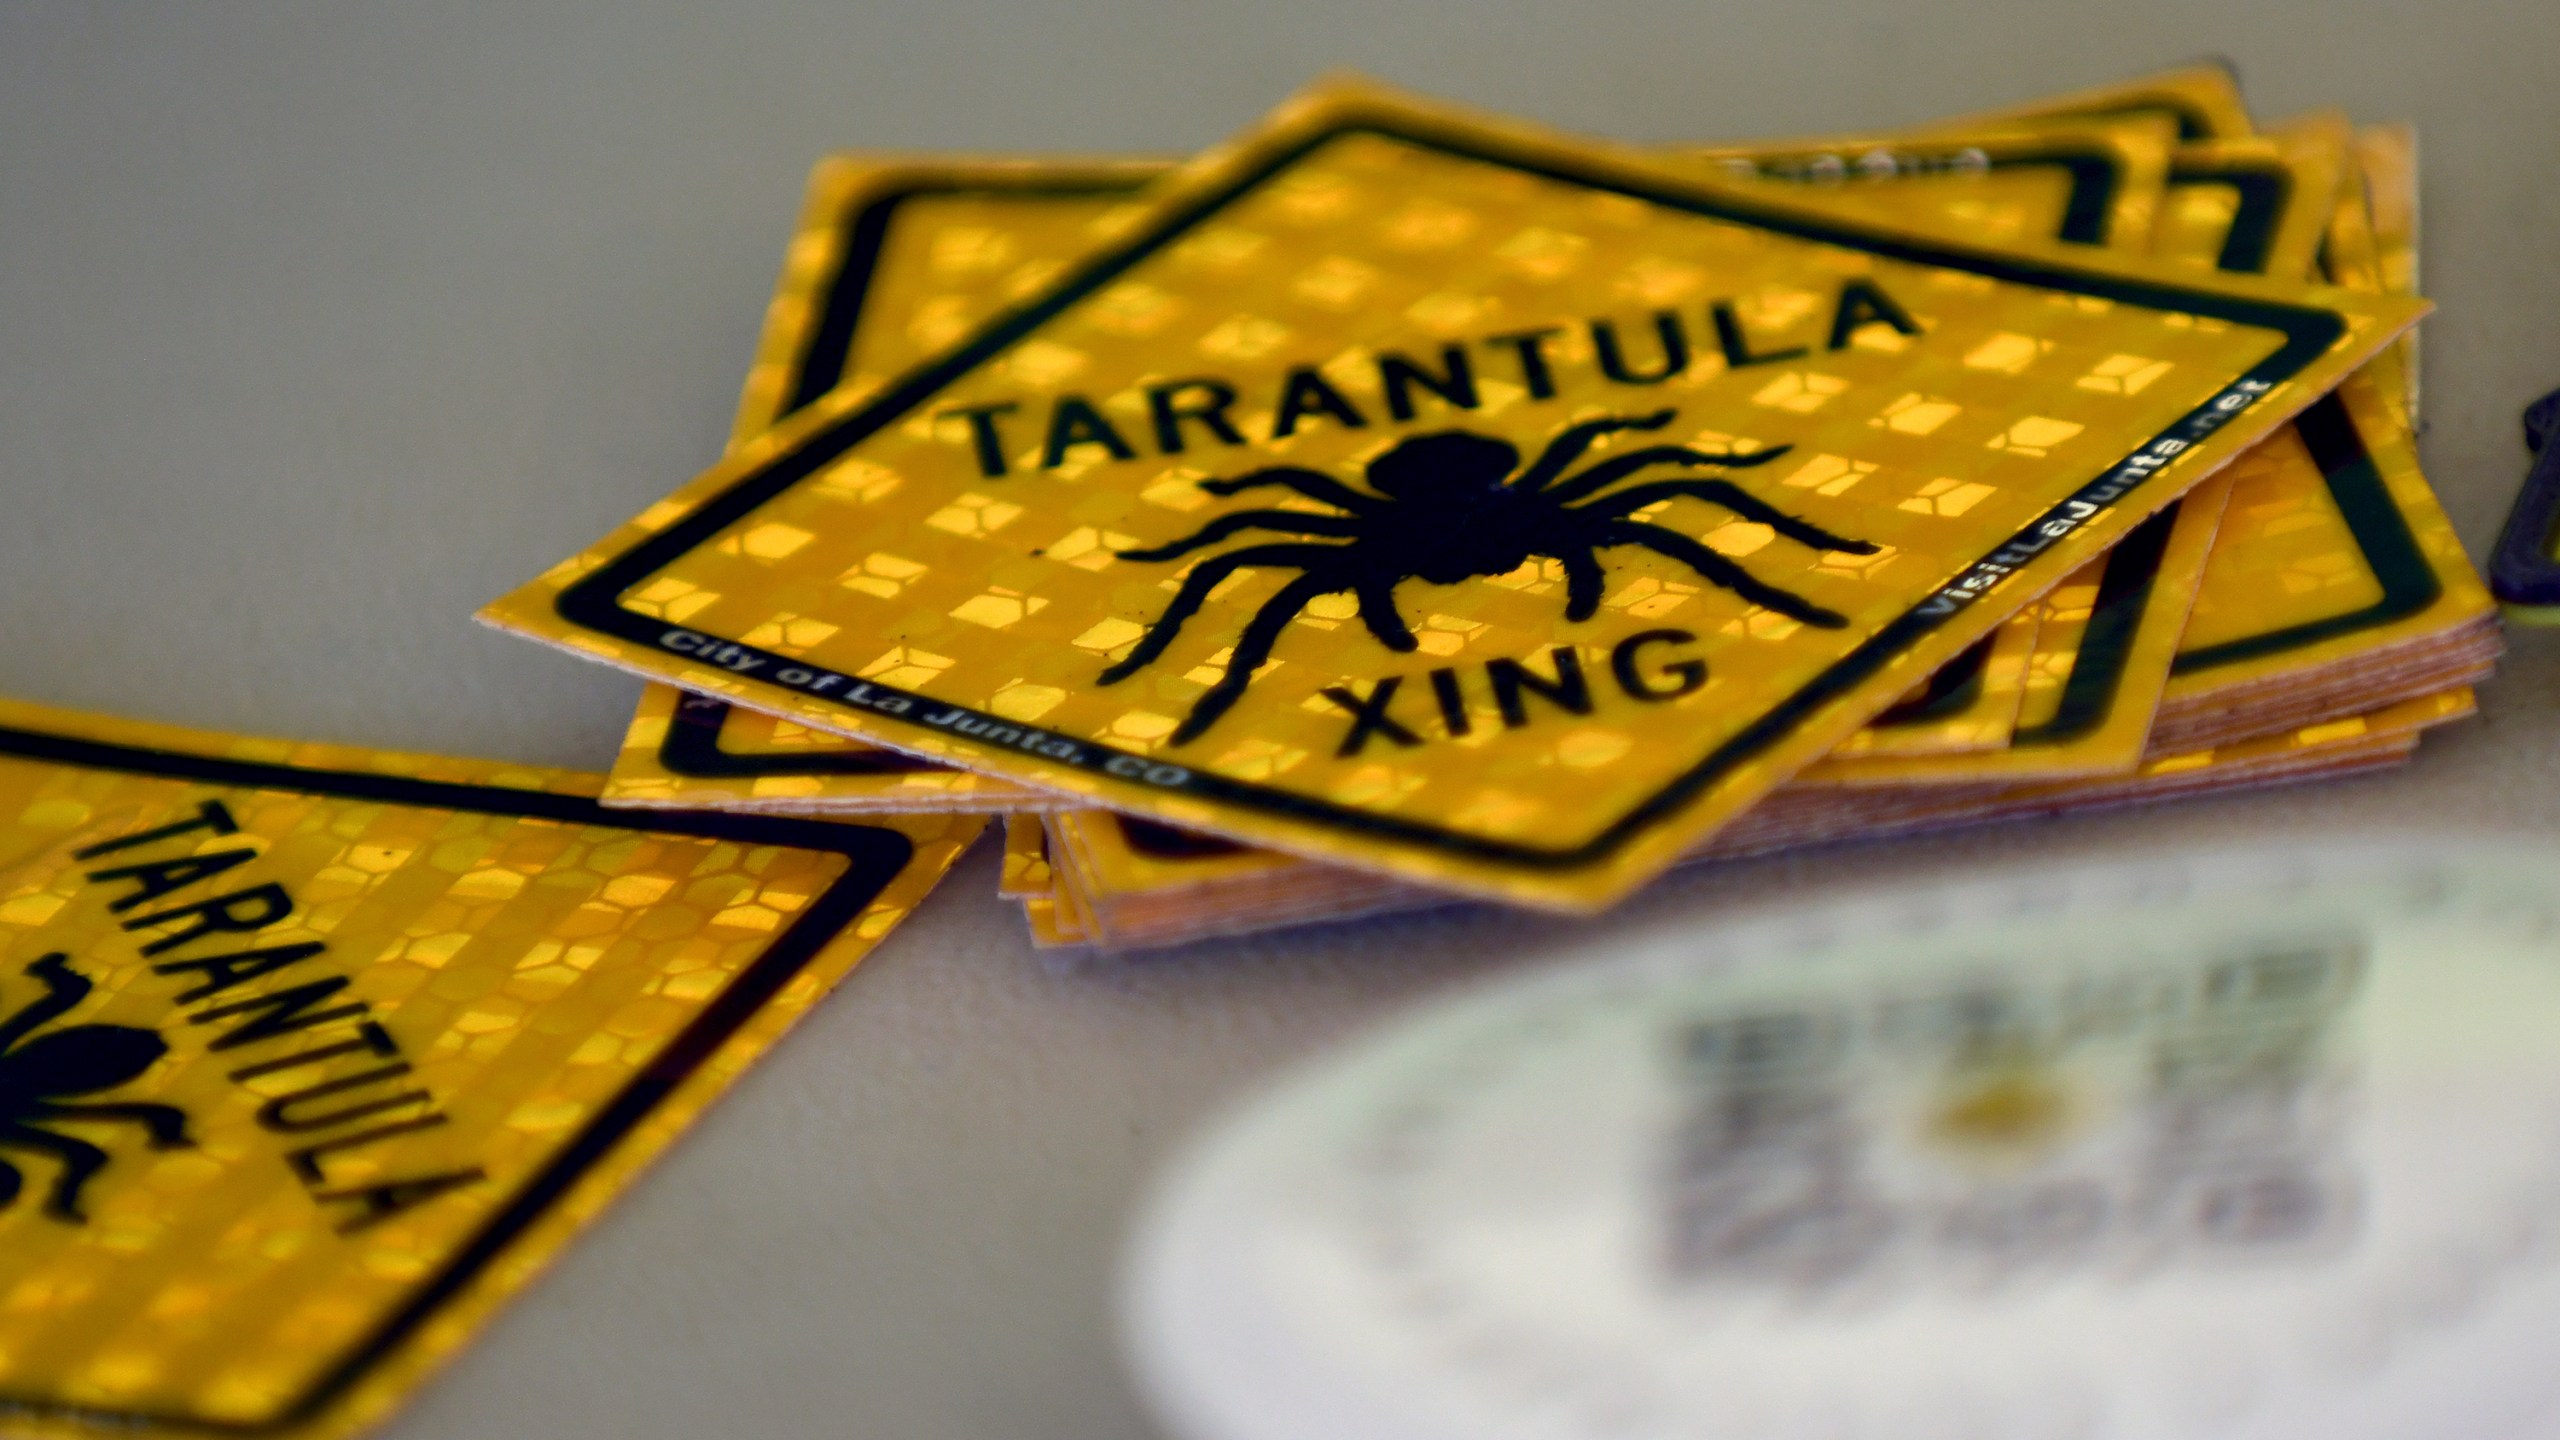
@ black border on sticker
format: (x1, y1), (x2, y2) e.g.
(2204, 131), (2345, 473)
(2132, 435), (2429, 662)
(664, 169), (1151, 784)
(1756, 138), (2124, 736)
(549, 109), (2348, 872)
(2164, 154), (2290, 274)
(1960, 152), (2298, 742)
(1720, 139), (2129, 247)
(782, 171), (1156, 416)
(2171, 389), (2439, 671)
(0, 719), (915, 1435)
(2052, 92), (2227, 144)
(1868, 634), (1993, 728)
(663, 687), (945, 779)
(2011, 500), (2180, 743)
(2012, 60), (2248, 145)
(2164, 158), (2439, 676)
(1906, 94), (2232, 735)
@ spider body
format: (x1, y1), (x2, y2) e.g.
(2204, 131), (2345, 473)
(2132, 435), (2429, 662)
(0, 952), (193, 1222)
(1358, 433), (1564, 586)
(1101, 409), (1878, 744)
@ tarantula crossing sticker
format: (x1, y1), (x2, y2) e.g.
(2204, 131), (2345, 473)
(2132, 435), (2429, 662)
(0, 695), (973, 1440)
(482, 78), (2422, 909)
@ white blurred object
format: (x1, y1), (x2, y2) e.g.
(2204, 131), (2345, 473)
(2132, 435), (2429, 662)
(1122, 837), (2560, 1440)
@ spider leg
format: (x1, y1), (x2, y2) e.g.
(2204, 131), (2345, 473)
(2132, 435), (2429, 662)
(0, 1123), (109, 1223)
(1196, 467), (1382, 513)
(0, 954), (91, 1054)
(1571, 477), (1875, 553)
(33, 1101), (194, 1149)
(0, 1158), (18, 1211)
(1098, 543), (1347, 686)
(1541, 444), (1795, 506)
(1171, 571), (1343, 745)
(1353, 576), (1417, 653)
(1542, 547), (1608, 622)
(1513, 409), (1679, 493)
(1118, 509), (1361, 563)
(1600, 520), (1851, 628)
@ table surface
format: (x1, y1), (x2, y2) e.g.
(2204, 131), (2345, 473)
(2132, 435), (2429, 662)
(5, 4), (2559, 1436)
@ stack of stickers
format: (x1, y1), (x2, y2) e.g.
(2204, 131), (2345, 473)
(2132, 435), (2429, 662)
(487, 64), (2496, 950)
(13, 59), (2496, 1440)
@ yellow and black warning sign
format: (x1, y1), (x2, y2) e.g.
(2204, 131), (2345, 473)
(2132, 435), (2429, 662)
(485, 77), (2420, 909)
(601, 117), (2179, 814)
(0, 696), (972, 1440)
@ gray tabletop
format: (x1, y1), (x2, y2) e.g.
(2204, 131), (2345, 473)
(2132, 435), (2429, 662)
(5, 4), (2559, 1437)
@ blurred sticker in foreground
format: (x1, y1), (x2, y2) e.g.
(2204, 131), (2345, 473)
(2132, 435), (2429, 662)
(0, 696), (973, 1440)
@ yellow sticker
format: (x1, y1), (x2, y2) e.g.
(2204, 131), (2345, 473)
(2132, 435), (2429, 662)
(1957, 100), (2487, 765)
(0, 695), (975, 1440)
(1049, 808), (1272, 899)
(1801, 467), (2234, 784)
(2355, 125), (2419, 301)
(1797, 68), (2278, 786)
(1823, 615), (2040, 758)
(2156, 123), (2493, 731)
(2313, 130), (2417, 434)
(1040, 809), (1429, 949)
(1702, 118), (2176, 762)
(2017, 561), (2109, 728)
(998, 812), (1053, 898)
(1021, 892), (1086, 948)
(603, 683), (1054, 814)
(597, 157), (1162, 816)
(485, 77), (2418, 910)
(2150, 129), (2342, 281)
(2167, 370), (2496, 724)
(2351, 122), (2421, 421)
(607, 117), (2177, 815)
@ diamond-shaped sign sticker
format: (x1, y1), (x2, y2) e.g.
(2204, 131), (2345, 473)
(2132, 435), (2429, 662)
(0, 696), (973, 1440)
(483, 78), (2422, 911)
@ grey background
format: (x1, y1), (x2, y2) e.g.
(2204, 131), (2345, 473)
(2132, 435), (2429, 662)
(3, 3), (2557, 1437)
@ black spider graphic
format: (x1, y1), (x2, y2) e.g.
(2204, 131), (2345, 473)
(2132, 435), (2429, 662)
(0, 952), (193, 1223)
(1098, 409), (1878, 743)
